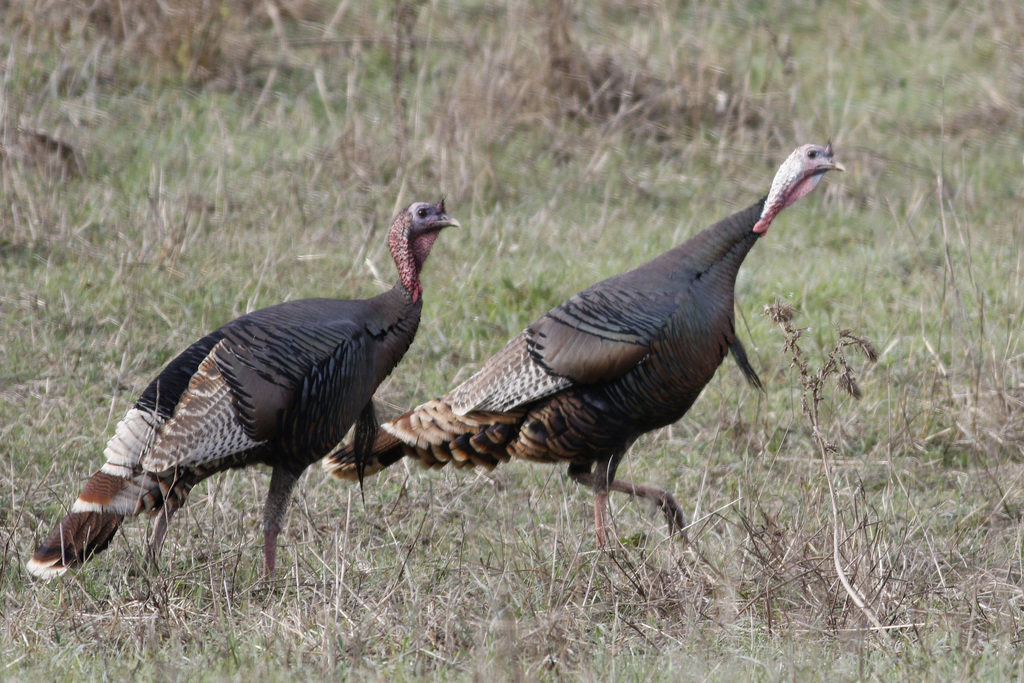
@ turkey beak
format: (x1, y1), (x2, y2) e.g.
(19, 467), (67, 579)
(821, 142), (845, 173)
(430, 215), (460, 232)
(430, 198), (460, 231)
(812, 156), (844, 177)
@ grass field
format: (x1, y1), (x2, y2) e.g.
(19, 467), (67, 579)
(2, 0), (1023, 679)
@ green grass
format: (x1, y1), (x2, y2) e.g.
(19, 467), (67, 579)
(3, 0), (1024, 679)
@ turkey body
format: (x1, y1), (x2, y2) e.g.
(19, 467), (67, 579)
(325, 145), (843, 545)
(29, 199), (458, 578)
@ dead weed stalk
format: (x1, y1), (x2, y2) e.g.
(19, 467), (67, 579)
(764, 300), (891, 641)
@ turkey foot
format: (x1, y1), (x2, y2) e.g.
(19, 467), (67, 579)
(568, 465), (688, 546)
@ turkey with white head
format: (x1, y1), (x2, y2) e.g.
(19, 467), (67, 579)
(325, 145), (843, 545)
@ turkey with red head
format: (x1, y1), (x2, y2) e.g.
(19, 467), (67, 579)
(28, 199), (458, 578)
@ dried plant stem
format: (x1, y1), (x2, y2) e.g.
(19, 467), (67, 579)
(391, 0), (424, 168)
(816, 428), (890, 642)
(764, 301), (889, 642)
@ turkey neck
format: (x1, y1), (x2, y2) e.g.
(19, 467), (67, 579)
(364, 284), (424, 384)
(590, 199), (768, 434)
(663, 198), (765, 285)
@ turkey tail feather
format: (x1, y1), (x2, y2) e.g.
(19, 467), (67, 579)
(323, 399), (524, 480)
(323, 429), (406, 481)
(28, 458), (177, 579)
(27, 461), (144, 578)
(27, 508), (124, 579)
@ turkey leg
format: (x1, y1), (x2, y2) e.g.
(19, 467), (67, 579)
(568, 460), (688, 546)
(148, 497), (183, 568)
(262, 466), (301, 576)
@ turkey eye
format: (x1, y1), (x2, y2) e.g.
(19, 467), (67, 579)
(808, 149), (818, 159)
(416, 207), (429, 218)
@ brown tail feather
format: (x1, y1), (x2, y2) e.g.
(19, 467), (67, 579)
(27, 510), (124, 579)
(27, 461), (191, 579)
(323, 429), (407, 480)
(324, 399), (525, 479)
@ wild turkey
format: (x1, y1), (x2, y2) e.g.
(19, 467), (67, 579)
(324, 144), (843, 545)
(27, 199), (459, 578)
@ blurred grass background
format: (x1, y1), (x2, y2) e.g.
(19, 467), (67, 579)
(1, 0), (1023, 679)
